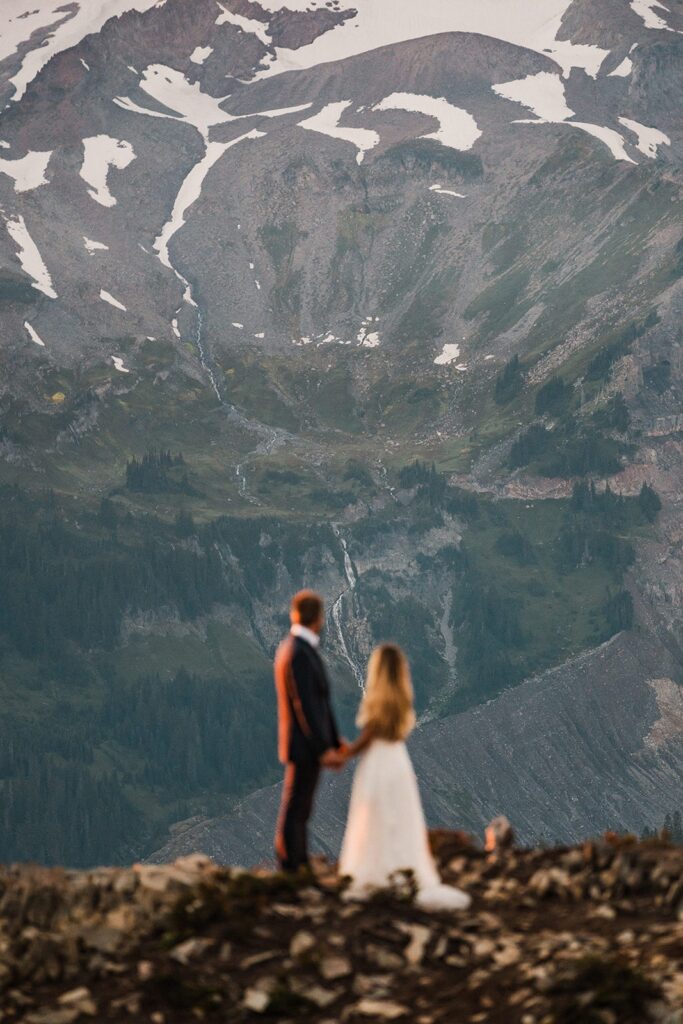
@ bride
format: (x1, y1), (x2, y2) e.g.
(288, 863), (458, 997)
(338, 644), (470, 911)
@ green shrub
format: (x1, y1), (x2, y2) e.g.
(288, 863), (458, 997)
(494, 355), (524, 405)
(535, 376), (572, 417)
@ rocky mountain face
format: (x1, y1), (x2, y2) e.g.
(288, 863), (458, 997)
(0, 0), (682, 865)
(0, 835), (682, 1022)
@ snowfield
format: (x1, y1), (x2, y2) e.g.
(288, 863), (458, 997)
(83, 237), (110, 254)
(190, 46), (213, 65)
(0, 1), (70, 64)
(0, 150), (52, 193)
(430, 184), (466, 198)
(115, 65), (310, 142)
(494, 72), (636, 163)
(254, 0), (609, 80)
(298, 102), (379, 164)
(5, 215), (57, 298)
(117, 64), (233, 141)
(493, 72), (575, 123)
(570, 122), (635, 163)
(630, 0), (680, 32)
(80, 136), (136, 207)
(24, 322), (45, 347)
(434, 343), (461, 365)
(100, 289), (127, 311)
(618, 117), (671, 158)
(215, 2), (271, 46)
(608, 56), (633, 77)
(373, 94), (481, 152)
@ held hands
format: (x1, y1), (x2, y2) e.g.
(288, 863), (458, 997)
(321, 740), (351, 770)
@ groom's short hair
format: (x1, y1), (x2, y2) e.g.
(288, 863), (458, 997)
(291, 590), (324, 626)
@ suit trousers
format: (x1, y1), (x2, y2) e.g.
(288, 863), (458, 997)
(275, 757), (320, 871)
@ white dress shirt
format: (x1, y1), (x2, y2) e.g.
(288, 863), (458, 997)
(290, 623), (320, 648)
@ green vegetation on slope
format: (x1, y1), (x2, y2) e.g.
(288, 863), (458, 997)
(446, 482), (653, 709)
(0, 435), (663, 867)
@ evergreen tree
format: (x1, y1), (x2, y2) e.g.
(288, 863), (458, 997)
(494, 355), (523, 405)
(603, 589), (634, 633)
(535, 376), (571, 417)
(99, 497), (118, 532)
(126, 450), (194, 494)
(509, 423), (549, 469)
(175, 510), (196, 538)
(638, 483), (662, 523)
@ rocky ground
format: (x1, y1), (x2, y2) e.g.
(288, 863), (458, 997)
(0, 833), (681, 1023)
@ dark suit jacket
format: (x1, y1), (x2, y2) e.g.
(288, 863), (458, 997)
(275, 634), (340, 764)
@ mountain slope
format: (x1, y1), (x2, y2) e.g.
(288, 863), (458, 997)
(0, 0), (681, 865)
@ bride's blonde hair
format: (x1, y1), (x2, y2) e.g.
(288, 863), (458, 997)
(357, 644), (416, 741)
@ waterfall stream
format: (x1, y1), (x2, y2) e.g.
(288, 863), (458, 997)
(193, 306), (222, 403)
(331, 526), (364, 688)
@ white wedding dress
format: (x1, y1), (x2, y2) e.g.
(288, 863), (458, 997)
(338, 739), (471, 911)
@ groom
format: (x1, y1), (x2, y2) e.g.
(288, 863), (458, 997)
(274, 590), (345, 872)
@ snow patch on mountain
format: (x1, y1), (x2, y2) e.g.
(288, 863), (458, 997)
(117, 65), (232, 141)
(358, 316), (380, 347)
(298, 101), (379, 163)
(5, 0), (168, 104)
(434, 344), (462, 365)
(608, 56), (633, 77)
(215, 2), (271, 45)
(115, 65), (310, 143)
(570, 122), (635, 163)
(0, 1), (70, 63)
(254, 0), (609, 80)
(494, 72), (574, 123)
(0, 150), (51, 192)
(618, 117), (671, 158)
(113, 94), (181, 125)
(430, 184), (466, 197)
(494, 72), (635, 163)
(630, 0), (678, 31)
(100, 288), (127, 311)
(24, 321), (45, 347)
(83, 237), (109, 254)
(111, 355), (130, 372)
(244, 103), (313, 118)
(80, 136), (135, 207)
(190, 46), (213, 64)
(374, 93), (481, 152)
(5, 214), (57, 298)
